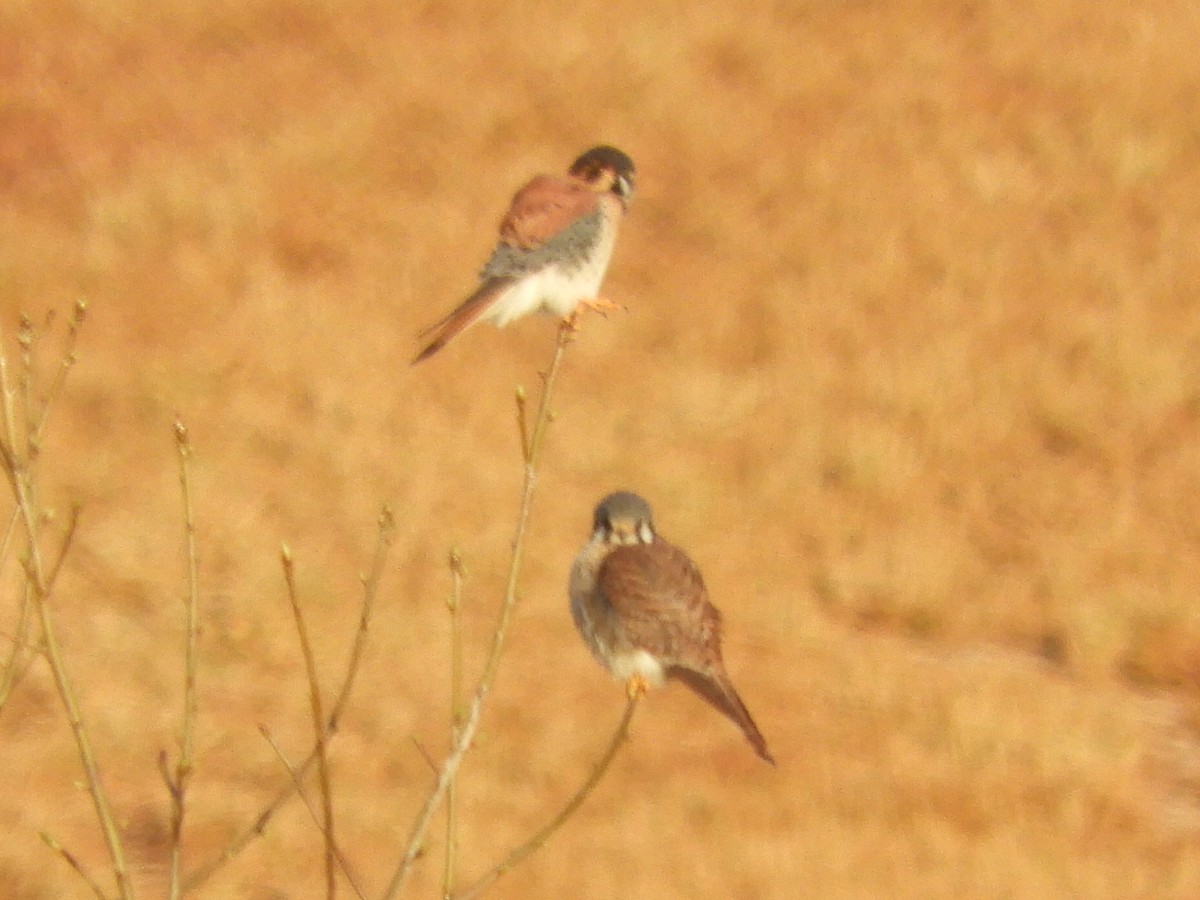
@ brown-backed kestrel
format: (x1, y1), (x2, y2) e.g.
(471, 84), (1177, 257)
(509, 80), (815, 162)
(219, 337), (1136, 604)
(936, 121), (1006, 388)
(569, 491), (775, 764)
(412, 145), (636, 364)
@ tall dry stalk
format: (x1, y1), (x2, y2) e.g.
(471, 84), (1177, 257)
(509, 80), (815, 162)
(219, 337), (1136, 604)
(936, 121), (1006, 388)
(451, 694), (641, 900)
(281, 545), (338, 899)
(162, 417), (202, 900)
(182, 505), (395, 893)
(380, 322), (574, 898)
(0, 304), (135, 899)
(4, 307), (637, 899)
(384, 319), (640, 898)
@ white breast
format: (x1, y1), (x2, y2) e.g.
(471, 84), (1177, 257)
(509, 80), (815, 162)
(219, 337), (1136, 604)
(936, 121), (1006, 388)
(484, 204), (620, 326)
(608, 648), (667, 686)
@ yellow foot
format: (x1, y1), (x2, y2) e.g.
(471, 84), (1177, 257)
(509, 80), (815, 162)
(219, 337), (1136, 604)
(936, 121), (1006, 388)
(562, 296), (627, 333)
(581, 295), (626, 316)
(626, 674), (650, 700)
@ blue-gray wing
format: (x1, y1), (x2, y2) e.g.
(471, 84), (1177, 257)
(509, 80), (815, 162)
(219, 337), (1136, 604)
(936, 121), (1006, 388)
(480, 209), (604, 279)
(479, 174), (605, 279)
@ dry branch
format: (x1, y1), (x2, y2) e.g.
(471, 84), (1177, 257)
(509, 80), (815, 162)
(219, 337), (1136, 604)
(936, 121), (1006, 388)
(381, 321), (573, 899)
(442, 547), (466, 898)
(281, 545), (338, 900)
(0, 307), (134, 899)
(260, 725), (368, 899)
(166, 418), (201, 900)
(452, 694), (641, 900)
(182, 506), (395, 893)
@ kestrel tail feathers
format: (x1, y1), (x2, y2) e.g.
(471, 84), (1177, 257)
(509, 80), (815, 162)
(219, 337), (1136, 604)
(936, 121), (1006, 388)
(671, 667), (775, 765)
(412, 278), (515, 364)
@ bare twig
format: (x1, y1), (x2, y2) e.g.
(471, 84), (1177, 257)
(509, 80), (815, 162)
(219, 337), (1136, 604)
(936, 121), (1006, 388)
(182, 506), (395, 893)
(382, 322), (573, 899)
(443, 548), (466, 899)
(2, 505), (79, 713)
(40, 831), (113, 900)
(410, 737), (440, 773)
(332, 506), (397, 730)
(0, 303), (85, 720)
(452, 694), (641, 900)
(44, 504), (81, 594)
(259, 725), (367, 900)
(0, 313), (133, 900)
(515, 387), (531, 464)
(0, 557), (34, 712)
(18, 315), (39, 466)
(166, 418), (201, 900)
(1, 303), (85, 709)
(0, 506), (19, 579)
(29, 300), (87, 450)
(281, 545), (337, 900)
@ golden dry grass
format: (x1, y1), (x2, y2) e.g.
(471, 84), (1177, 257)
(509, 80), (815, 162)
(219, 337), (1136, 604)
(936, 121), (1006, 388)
(3, 0), (1200, 896)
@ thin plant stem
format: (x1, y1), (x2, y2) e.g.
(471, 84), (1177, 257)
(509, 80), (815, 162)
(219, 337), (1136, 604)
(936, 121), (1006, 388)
(167, 419), (201, 900)
(451, 695), (641, 900)
(1, 504), (79, 713)
(18, 315), (36, 461)
(381, 322), (573, 900)
(43, 504), (81, 593)
(281, 546), (337, 900)
(1, 302), (84, 713)
(0, 541), (33, 711)
(515, 387), (530, 463)
(259, 725), (367, 900)
(0, 316), (133, 900)
(0, 506), (19, 581)
(410, 736), (439, 773)
(442, 548), (466, 900)
(29, 301), (88, 451)
(40, 831), (112, 900)
(333, 507), (398, 730)
(182, 507), (395, 893)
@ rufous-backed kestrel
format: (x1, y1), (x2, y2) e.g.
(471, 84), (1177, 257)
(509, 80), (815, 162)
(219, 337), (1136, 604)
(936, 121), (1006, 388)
(413, 145), (635, 363)
(569, 491), (775, 764)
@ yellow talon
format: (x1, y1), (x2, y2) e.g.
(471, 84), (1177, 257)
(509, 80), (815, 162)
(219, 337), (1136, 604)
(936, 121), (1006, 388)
(563, 297), (626, 334)
(583, 295), (626, 316)
(626, 674), (649, 700)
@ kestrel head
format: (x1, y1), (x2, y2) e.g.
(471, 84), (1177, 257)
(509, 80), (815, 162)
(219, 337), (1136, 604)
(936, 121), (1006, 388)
(592, 490), (655, 546)
(569, 145), (636, 208)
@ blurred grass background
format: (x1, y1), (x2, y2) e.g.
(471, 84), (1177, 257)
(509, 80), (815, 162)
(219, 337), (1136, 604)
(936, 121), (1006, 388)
(3, 0), (1200, 896)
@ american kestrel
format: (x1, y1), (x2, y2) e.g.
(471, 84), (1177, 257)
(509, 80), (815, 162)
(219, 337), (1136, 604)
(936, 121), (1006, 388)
(569, 491), (775, 764)
(412, 145), (636, 364)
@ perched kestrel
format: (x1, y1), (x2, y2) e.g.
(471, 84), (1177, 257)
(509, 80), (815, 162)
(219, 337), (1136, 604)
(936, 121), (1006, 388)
(412, 145), (636, 363)
(569, 491), (775, 764)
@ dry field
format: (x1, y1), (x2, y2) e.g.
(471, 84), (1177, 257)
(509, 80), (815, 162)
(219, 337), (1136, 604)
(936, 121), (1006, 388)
(3, 0), (1200, 897)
